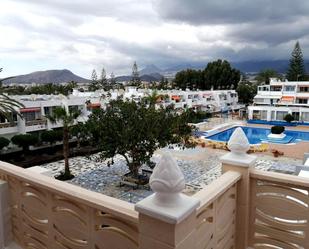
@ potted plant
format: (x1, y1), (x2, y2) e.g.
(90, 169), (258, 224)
(268, 126), (286, 139)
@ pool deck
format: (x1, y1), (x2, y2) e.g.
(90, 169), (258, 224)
(200, 118), (309, 160)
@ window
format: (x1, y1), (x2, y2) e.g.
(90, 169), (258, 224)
(276, 111), (288, 120)
(271, 111), (276, 120)
(68, 105), (80, 113)
(299, 87), (309, 92)
(302, 112), (309, 121)
(284, 86), (295, 92)
(261, 110), (267, 120)
(270, 86), (282, 91)
(23, 112), (36, 122)
(292, 112), (300, 121)
(253, 110), (261, 120)
(297, 98), (308, 104)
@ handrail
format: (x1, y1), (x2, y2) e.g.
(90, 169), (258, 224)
(250, 168), (309, 188)
(193, 170), (241, 214)
(0, 161), (138, 223)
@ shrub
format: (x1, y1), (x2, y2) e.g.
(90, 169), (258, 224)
(11, 134), (38, 151)
(271, 126), (285, 134)
(41, 130), (63, 145)
(0, 137), (10, 150)
(284, 114), (295, 123)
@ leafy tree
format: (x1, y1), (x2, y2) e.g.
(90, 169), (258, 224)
(174, 69), (203, 90)
(0, 137), (10, 150)
(11, 134), (38, 152)
(284, 114), (295, 123)
(41, 130), (62, 145)
(174, 60), (240, 90)
(46, 107), (81, 180)
(236, 81), (257, 104)
(255, 69), (281, 84)
(86, 99), (196, 178)
(71, 122), (89, 148)
(187, 109), (212, 123)
(203, 60), (240, 90)
(286, 41), (306, 81)
(130, 61), (141, 87)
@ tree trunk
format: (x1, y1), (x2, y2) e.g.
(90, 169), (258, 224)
(129, 161), (139, 179)
(63, 127), (70, 176)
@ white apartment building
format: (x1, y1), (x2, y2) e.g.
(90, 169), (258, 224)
(0, 88), (241, 139)
(248, 78), (309, 122)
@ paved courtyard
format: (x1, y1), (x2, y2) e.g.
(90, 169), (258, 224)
(40, 147), (303, 203)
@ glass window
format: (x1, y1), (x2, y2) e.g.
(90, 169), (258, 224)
(302, 112), (309, 122)
(271, 111), (276, 120)
(276, 111), (288, 120)
(261, 110), (267, 120)
(284, 86), (295, 91)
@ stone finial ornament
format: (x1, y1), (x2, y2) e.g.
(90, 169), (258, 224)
(135, 153), (199, 224)
(150, 153), (185, 206)
(227, 127), (250, 155)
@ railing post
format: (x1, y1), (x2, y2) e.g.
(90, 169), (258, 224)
(135, 153), (200, 249)
(220, 127), (257, 249)
(0, 180), (11, 249)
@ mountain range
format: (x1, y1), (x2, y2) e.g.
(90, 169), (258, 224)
(3, 60), (309, 84)
(2, 69), (90, 84)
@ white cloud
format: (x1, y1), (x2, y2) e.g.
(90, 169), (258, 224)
(0, 0), (308, 78)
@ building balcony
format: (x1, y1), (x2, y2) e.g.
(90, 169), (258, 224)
(25, 119), (47, 132)
(0, 128), (308, 249)
(0, 122), (18, 135)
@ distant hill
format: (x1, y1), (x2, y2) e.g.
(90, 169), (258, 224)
(139, 64), (162, 75)
(3, 69), (90, 84)
(115, 73), (163, 82)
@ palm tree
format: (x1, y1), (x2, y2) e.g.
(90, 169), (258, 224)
(0, 68), (24, 120)
(46, 106), (81, 180)
(144, 90), (165, 107)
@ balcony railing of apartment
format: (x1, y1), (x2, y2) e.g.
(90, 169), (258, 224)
(0, 127), (309, 249)
(0, 122), (17, 129)
(25, 119), (47, 127)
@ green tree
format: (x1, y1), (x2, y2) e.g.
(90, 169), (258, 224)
(89, 69), (99, 91)
(86, 99), (195, 178)
(236, 81), (257, 104)
(130, 61), (141, 87)
(0, 137), (10, 151)
(99, 67), (108, 90)
(11, 134), (38, 152)
(203, 60), (240, 90)
(284, 114), (295, 123)
(110, 72), (116, 87)
(174, 69), (203, 90)
(41, 130), (62, 145)
(255, 69), (281, 84)
(46, 107), (81, 180)
(0, 68), (24, 120)
(286, 41), (306, 81)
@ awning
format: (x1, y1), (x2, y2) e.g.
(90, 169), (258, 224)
(281, 96), (294, 102)
(171, 95), (180, 100)
(20, 107), (41, 113)
(87, 103), (101, 108)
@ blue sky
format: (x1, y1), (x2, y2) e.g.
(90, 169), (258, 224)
(0, 0), (308, 78)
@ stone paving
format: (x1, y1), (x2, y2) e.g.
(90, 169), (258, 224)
(40, 148), (303, 203)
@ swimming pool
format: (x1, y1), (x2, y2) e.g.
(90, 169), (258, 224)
(206, 126), (309, 144)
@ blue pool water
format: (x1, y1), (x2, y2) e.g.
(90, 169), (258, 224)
(206, 126), (309, 144)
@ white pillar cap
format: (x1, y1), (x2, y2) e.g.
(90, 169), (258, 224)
(221, 127), (257, 167)
(135, 153), (199, 224)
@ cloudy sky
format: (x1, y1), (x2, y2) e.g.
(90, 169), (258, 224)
(0, 0), (308, 78)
